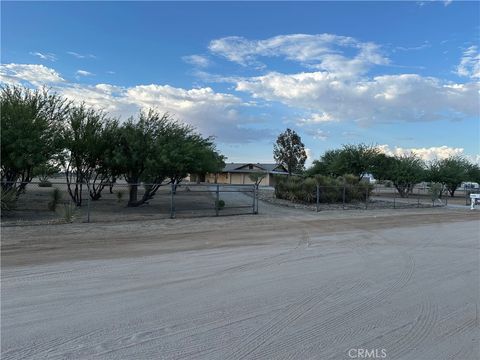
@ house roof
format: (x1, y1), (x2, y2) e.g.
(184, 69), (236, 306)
(222, 163), (289, 174)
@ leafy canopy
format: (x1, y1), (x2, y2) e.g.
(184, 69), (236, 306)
(273, 128), (307, 175)
(1, 85), (69, 195)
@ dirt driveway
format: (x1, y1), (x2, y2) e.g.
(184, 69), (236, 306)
(2, 207), (479, 359)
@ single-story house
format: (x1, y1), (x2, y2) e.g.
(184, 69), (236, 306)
(206, 163), (289, 186)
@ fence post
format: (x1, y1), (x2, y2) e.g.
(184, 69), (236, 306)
(252, 185), (256, 214)
(170, 182), (175, 219)
(342, 185), (346, 210)
(393, 188), (396, 209)
(316, 184), (320, 212)
(215, 184), (220, 216)
(365, 186), (368, 210)
(87, 196), (91, 223)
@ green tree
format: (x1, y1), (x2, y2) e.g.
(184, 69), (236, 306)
(335, 144), (381, 180)
(305, 149), (341, 177)
(306, 144), (380, 180)
(34, 163), (60, 184)
(466, 163), (480, 184)
(427, 157), (471, 197)
(112, 109), (166, 207)
(273, 128), (307, 175)
(372, 154), (425, 198)
(87, 118), (120, 201)
(112, 109), (225, 207)
(1, 85), (69, 196)
(139, 121), (213, 201)
(248, 171), (267, 186)
(61, 104), (106, 205)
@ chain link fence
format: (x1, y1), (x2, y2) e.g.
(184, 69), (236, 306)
(257, 183), (455, 212)
(1, 180), (257, 225)
(2, 180), (474, 225)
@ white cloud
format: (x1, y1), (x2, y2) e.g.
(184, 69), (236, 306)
(297, 112), (336, 125)
(209, 34), (389, 76)
(235, 71), (479, 124)
(122, 85), (268, 142)
(305, 147), (314, 167)
(59, 83), (126, 114)
(0, 63), (64, 85)
(0, 63), (268, 143)
(67, 51), (96, 59)
(29, 51), (57, 61)
(395, 41), (430, 52)
(182, 54), (210, 68)
(206, 34), (477, 126)
(444, 0), (453, 6)
(377, 145), (466, 162)
(76, 70), (94, 77)
(456, 46), (480, 79)
(305, 129), (329, 141)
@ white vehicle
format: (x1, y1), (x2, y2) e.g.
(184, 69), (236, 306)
(470, 193), (480, 210)
(462, 182), (480, 190)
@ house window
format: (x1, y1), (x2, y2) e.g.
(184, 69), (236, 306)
(249, 165), (253, 169)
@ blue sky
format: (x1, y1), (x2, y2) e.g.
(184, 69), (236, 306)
(2, 1), (479, 164)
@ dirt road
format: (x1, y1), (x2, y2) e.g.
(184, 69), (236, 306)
(2, 207), (479, 359)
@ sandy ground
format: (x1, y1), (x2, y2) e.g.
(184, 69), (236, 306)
(2, 204), (480, 359)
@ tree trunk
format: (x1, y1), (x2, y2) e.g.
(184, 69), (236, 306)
(128, 181), (139, 207)
(127, 180), (163, 207)
(89, 174), (109, 201)
(394, 184), (407, 198)
(109, 177), (116, 194)
(65, 166), (83, 206)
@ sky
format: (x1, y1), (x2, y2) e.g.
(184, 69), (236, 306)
(1, 1), (479, 165)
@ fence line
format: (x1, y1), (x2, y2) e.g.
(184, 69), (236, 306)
(2, 180), (475, 225)
(1, 181), (258, 224)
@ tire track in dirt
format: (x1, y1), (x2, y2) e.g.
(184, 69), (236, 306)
(46, 228), (314, 360)
(249, 219), (393, 359)
(1, 328), (106, 360)
(346, 297), (438, 360)
(252, 252), (415, 359)
(307, 218), (441, 360)
(86, 307), (282, 359)
(222, 281), (370, 360)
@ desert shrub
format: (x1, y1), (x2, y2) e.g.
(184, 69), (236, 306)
(274, 174), (371, 204)
(39, 180), (52, 188)
(116, 190), (124, 203)
(48, 188), (62, 211)
(1, 188), (17, 214)
(62, 202), (77, 223)
(428, 182), (443, 202)
(215, 199), (225, 210)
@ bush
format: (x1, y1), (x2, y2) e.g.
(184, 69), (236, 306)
(39, 180), (52, 188)
(62, 202), (77, 223)
(1, 188), (17, 214)
(48, 188), (62, 211)
(428, 183), (443, 202)
(274, 174), (371, 204)
(116, 190), (124, 203)
(215, 199), (225, 210)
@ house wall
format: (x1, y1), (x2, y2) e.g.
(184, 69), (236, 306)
(203, 172), (285, 186)
(205, 173), (228, 183)
(230, 173), (245, 184)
